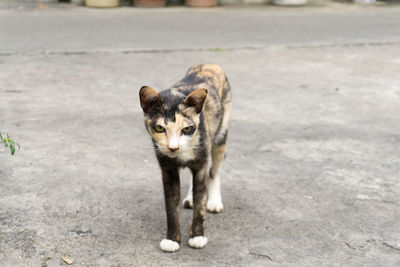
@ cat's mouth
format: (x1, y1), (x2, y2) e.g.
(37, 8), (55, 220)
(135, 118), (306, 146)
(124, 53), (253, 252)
(165, 151), (178, 157)
(159, 147), (180, 158)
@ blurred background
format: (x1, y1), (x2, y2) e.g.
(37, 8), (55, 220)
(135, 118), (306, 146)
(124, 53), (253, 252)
(4, 0), (400, 7)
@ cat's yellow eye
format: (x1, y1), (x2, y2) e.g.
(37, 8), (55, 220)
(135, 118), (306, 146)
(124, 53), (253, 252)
(154, 125), (165, 133)
(181, 126), (194, 134)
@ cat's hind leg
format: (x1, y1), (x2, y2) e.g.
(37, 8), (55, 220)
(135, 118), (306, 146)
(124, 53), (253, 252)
(207, 143), (226, 213)
(183, 179), (193, 209)
(208, 95), (231, 213)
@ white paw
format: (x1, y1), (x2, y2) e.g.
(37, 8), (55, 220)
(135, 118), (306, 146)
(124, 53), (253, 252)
(160, 239), (180, 252)
(207, 199), (223, 213)
(188, 236), (208, 249)
(183, 196), (193, 209)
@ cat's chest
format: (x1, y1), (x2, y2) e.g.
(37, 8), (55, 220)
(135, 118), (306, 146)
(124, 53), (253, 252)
(177, 149), (196, 162)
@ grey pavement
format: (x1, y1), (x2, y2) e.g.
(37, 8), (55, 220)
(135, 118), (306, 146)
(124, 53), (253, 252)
(1, 4), (400, 54)
(1, 3), (400, 266)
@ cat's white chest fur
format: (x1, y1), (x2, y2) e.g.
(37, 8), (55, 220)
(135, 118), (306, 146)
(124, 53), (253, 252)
(177, 149), (196, 162)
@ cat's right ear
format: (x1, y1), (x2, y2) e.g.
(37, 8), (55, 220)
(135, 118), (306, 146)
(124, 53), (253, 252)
(139, 86), (161, 113)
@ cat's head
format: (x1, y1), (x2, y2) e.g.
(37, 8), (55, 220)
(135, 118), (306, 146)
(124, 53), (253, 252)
(139, 86), (207, 159)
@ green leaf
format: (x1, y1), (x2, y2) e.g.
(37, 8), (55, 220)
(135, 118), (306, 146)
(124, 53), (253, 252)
(0, 132), (19, 155)
(10, 144), (15, 155)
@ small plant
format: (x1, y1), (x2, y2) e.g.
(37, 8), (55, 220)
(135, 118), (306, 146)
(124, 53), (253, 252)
(0, 132), (20, 155)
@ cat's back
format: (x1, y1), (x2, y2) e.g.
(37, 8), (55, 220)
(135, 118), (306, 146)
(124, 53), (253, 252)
(173, 64), (231, 104)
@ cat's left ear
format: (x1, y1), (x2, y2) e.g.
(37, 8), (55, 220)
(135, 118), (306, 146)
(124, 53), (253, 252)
(139, 86), (162, 113)
(184, 88), (208, 113)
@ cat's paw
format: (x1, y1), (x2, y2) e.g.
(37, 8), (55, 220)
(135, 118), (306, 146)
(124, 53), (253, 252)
(188, 236), (208, 249)
(207, 199), (223, 213)
(183, 196), (193, 209)
(160, 239), (180, 252)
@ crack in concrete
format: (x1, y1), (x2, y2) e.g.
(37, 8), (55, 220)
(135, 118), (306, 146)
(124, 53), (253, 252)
(382, 242), (400, 251)
(0, 41), (399, 57)
(249, 251), (274, 261)
(344, 242), (370, 251)
(68, 229), (92, 236)
(344, 239), (400, 253)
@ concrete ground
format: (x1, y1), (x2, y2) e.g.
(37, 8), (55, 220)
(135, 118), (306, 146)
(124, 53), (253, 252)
(1, 3), (400, 266)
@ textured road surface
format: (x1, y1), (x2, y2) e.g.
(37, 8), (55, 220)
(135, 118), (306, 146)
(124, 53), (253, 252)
(1, 3), (400, 54)
(1, 3), (400, 266)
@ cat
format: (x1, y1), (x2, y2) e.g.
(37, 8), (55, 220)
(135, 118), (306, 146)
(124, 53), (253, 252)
(139, 64), (232, 252)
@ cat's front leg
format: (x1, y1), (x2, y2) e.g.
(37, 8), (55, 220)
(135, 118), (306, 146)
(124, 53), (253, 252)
(188, 165), (208, 249)
(160, 168), (181, 252)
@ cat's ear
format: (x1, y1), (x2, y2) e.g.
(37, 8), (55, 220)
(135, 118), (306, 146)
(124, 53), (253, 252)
(184, 88), (208, 113)
(139, 86), (162, 112)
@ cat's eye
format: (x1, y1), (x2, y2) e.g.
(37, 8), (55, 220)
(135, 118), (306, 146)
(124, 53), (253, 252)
(181, 126), (194, 134)
(154, 125), (165, 133)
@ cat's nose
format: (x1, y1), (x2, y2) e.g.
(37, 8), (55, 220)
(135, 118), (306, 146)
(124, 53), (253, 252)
(168, 147), (179, 152)
(168, 137), (180, 152)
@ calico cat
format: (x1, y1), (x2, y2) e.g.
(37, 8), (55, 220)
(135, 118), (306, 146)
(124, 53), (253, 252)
(139, 64), (232, 252)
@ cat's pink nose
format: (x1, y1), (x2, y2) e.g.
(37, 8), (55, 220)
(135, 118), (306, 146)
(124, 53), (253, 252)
(168, 147), (179, 152)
